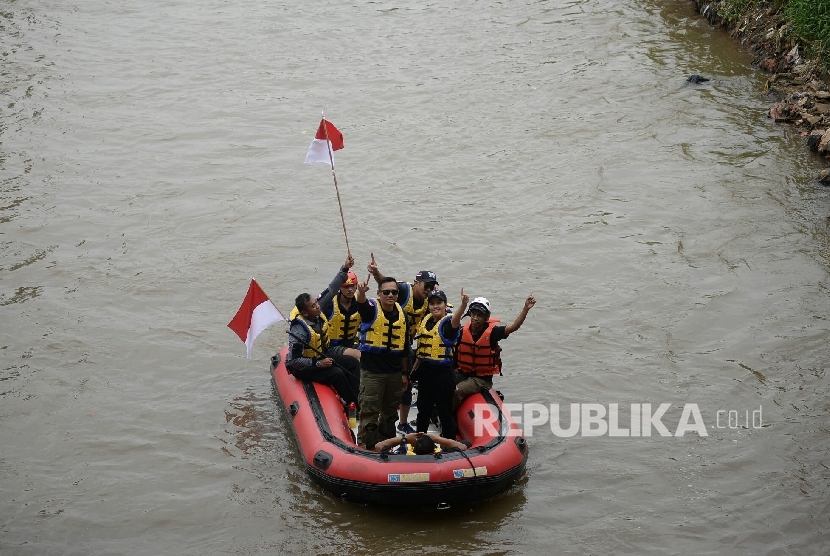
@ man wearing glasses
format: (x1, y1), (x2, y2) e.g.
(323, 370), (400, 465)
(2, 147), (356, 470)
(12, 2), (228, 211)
(367, 253), (438, 331)
(317, 253), (362, 359)
(366, 254), (438, 434)
(355, 276), (412, 448)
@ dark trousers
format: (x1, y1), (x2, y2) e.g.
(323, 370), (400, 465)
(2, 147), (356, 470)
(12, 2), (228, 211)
(415, 364), (457, 439)
(292, 353), (360, 407)
(401, 352), (415, 405)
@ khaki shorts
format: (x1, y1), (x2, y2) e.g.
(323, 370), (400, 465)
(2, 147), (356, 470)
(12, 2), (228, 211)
(455, 375), (493, 402)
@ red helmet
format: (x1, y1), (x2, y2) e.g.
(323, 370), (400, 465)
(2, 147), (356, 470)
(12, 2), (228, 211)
(343, 270), (358, 286)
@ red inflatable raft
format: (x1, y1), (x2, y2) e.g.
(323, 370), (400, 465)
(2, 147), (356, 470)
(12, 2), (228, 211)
(270, 347), (529, 507)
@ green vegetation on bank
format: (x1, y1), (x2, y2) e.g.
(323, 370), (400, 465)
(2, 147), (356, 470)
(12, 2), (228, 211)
(716, 0), (758, 25)
(786, 0), (830, 54)
(715, 0), (829, 74)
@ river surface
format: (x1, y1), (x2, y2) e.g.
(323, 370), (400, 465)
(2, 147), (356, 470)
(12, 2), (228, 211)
(2, 0), (829, 554)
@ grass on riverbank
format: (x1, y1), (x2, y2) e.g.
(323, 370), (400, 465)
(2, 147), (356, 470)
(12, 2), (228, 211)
(786, 0), (830, 54)
(716, 0), (829, 75)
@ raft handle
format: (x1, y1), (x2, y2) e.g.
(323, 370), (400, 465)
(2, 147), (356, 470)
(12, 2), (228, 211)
(313, 450), (333, 470)
(289, 401), (300, 418)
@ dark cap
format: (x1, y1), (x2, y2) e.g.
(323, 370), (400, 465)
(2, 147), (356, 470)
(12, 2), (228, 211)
(427, 289), (447, 303)
(414, 270), (437, 284)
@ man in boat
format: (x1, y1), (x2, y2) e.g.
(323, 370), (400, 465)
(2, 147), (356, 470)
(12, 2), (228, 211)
(366, 253), (438, 434)
(413, 288), (468, 440)
(355, 276), (412, 448)
(285, 292), (361, 408)
(317, 253), (361, 358)
(453, 293), (537, 410)
(373, 431), (469, 455)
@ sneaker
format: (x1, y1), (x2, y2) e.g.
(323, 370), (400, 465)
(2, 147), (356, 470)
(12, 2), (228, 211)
(397, 422), (416, 434)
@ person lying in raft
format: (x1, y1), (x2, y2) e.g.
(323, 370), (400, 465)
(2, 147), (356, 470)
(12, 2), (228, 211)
(373, 432), (470, 455)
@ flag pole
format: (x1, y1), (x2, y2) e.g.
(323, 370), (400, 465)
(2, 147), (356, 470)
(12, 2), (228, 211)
(321, 112), (351, 256)
(253, 277), (288, 321)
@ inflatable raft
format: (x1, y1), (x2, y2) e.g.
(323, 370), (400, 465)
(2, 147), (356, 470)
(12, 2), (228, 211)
(270, 346), (529, 507)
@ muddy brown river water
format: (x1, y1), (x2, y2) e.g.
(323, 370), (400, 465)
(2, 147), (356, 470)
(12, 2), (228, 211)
(2, 0), (829, 554)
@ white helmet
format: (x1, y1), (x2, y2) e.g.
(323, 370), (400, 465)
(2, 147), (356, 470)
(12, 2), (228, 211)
(466, 297), (491, 316)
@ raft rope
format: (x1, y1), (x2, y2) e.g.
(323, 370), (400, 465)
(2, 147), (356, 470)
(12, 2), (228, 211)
(454, 447), (479, 508)
(459, 396), (506, 506)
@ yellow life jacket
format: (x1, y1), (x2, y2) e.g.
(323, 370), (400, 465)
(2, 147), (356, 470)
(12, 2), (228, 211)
(386, 441), (441, 455)
(415, 315), (455, 365)
(289, 307), (329, 358)
(398, 282), (428, 340)
(399, 443), (441, 455)
(324, 293), (360, 345)
(358, 300), (407, 354)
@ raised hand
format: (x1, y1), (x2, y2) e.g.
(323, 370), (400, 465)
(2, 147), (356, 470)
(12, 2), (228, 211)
(459, 287), (469, 309)
(367, 252), (378, 276)
(451, 287), (469, 329)
(355, 279), (371, 303)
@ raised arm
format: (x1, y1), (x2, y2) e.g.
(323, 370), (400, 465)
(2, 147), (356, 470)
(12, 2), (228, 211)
(344, 253), (354, 269)
(318, 253), (355, 310)
(367, 252), (385, 284)
(504, 292), (536, 335)
(450, 287), (469, 330)
(356, 279), (370, 304)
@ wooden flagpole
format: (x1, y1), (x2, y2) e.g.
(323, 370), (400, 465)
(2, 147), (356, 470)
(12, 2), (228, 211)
(321, 112), (351, 256)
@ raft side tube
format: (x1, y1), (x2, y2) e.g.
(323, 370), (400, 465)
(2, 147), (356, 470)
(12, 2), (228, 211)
(270, 347), (529, 507)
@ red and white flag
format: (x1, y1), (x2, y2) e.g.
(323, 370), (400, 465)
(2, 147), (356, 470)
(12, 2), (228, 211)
(228, 279), (285, 359)
(304, 118), (344, 166)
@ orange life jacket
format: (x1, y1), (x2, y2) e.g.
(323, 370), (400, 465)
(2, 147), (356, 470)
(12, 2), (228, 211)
(455, 319), (502, 377)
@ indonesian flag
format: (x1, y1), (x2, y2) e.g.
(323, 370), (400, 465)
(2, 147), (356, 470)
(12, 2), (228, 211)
(227, 279), (285, 359)
(304, 118), (344, 166)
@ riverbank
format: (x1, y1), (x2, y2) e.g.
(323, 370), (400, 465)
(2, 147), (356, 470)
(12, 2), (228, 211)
(690, 0), (830, 183)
